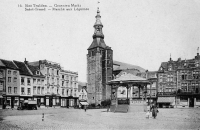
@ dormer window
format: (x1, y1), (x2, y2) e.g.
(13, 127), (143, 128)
(36, 71), (40, 75)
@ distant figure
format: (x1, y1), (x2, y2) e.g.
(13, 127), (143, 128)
(146, 110), (150, 119)
(107, 105), (110, 112)
(84, 105), (87, 112)
(151, 105), (158, 119)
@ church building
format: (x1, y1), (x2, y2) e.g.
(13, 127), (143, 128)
(87, 8), (113, 105)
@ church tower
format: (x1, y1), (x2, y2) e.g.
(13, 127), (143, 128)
(87, 8), (113, 105)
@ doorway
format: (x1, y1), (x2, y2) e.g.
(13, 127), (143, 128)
(37, 98), (41, 107)
(11, 97), (14, 108)
(49, 97), (52, 107)
(189, 97), (194, 107)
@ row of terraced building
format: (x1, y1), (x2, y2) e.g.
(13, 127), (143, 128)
(0, 59), (80, 109)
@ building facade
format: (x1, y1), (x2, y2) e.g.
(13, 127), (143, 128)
(60, 69), (79, 107)
(157, 52), (200, 108)
(0, 59), (20, 109)
(87, 9), (113, 105)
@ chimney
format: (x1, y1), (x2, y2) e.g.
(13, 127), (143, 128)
(24, 58), (28, 65)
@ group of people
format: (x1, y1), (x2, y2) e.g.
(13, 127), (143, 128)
(146, 104), (158, 119)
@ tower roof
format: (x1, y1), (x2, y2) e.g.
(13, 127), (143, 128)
(87, 38), (107, 50)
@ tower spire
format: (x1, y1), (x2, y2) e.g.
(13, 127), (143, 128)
(93, 7), (104, 39)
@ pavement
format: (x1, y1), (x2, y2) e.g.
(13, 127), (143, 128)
(0, 107), (200, 130)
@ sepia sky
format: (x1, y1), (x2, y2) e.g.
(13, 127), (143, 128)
(1, 0), (200, 82)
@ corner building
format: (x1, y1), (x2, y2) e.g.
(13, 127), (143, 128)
(87, 9), (113, 105)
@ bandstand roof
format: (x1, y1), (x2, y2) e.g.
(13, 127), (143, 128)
(107, 73), (150, 85)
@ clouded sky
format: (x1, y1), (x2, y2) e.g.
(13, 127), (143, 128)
(1, 0), (200, 82)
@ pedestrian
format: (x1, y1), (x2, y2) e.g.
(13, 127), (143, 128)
(146, 110), (150, 119)
(84, 105), (87, 112)
(107, 105), (110, 112)
(152, 105), (158, 119)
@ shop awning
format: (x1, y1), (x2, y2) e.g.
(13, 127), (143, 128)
(80, 102), (89, 105)
(157, 97), (175, 103)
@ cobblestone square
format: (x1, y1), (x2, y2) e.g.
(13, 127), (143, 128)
(0, 108), (200, 130)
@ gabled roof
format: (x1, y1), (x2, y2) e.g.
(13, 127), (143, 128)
(0, 59), (18, 70)
(113, 60), (146, 72)
(88, 38), (107, 50)
(27, 65), (45, 77)
(13, 60), (32, 76)
(0, 60), (6, 67)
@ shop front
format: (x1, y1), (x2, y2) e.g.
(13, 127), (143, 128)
(33, 95), (45, 108)
(5, 95), (20, 109)
(67, 96), (78, 108)
(45, 94), (61, 108)
(157, 96), (175, 108)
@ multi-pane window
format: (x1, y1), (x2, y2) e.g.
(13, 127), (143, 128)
(62, 89), (64, 95)
(52, 78), (54, 84)
(21, 77), (25, 85)
(8, 70), (11, 74)
(47, 77), (49, 83)
(62, 75), (64, 79)
(57, 78), (59, 84)
(27, 88), (31, 95)
(47, 68), (49, 75)
(181, 83), (187, 92)
(27, 78), (31, 85)
(13, 77), (17, 82)
(8, 77), (11, 82)
(193, 71), (199, 79)
(74, 90), (76, 96)
(14, 87), (17, 94)
(71, 90), (72, 96)
(0, 81), (3, 90)
(8, 87), (11, 93)
(13, 71), (17, 76)
(181, 71), (187, 80)
(33, 79), (36, 84)
(52, 87), (54, 93)
(62, 81), (64, 86)
(42, 87), (44, 94)
(37, 87), (40, 94)
(33, 86), (36, 94)
(37, 79), (40, 85)
(41, 80), (44, 85)
(47, 87), (49, 93)
(52, 69), (54, 75)
(0, 70), (3, 78)
(21, 87), (25, 94)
